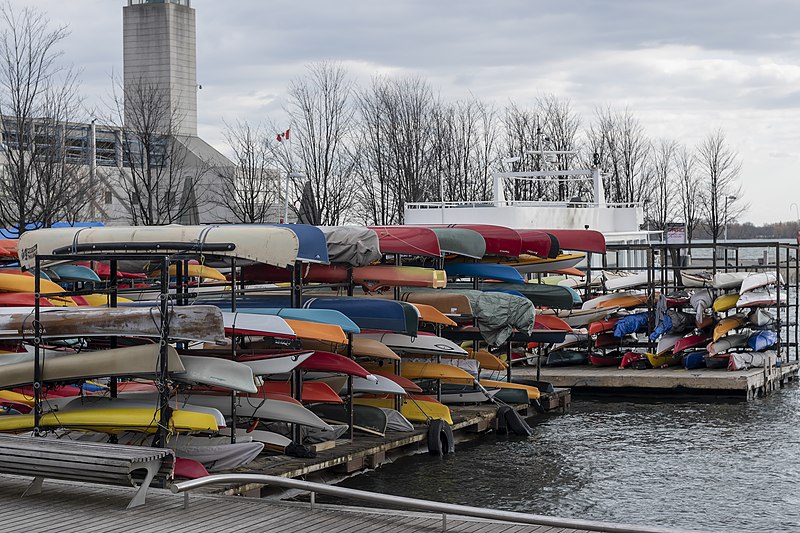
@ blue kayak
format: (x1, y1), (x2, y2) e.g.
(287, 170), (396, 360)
(747, 330), (777, 351)
(48, 264), (101, 283)
(683, 351), (707, 370)
(267, 224), (329, 264)
(444, 263), (525, 284)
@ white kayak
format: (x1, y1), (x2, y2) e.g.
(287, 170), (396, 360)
(656, 333), (685, 355)
(239, 351), (314, 376)
(218, 427), (292, 447)
(749, 309), (775, 327)
(339, 374), (407, 396)
(221, 311), (296, 338)
(440, 387), (499, 404)
(540, 307), (618, 327)
(552, 333), (589, 351)
(739, 272), (783, 295)
(711, 272), (749, 289)
(356, 333), (468, 357)
(729, 351), (777, 371)
(604, 271), (670, 291)
(736, 287), (781, 308)
(175, 355), (259, 393)
(707, 334), (748, 355)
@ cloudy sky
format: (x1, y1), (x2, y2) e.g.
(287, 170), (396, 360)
(13, 0), (800, 224)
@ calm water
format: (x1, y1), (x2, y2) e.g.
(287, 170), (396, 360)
(336, 385), (800, 532)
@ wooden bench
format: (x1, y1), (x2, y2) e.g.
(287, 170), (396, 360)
(0, 434), (174, 509)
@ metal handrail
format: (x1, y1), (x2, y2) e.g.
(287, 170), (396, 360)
(405, 200), (643, 209)
(170, 474), (685, 533)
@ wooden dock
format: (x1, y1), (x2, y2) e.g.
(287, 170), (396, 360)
(0, 473), (613, 533)
(515, 362), (799, 399)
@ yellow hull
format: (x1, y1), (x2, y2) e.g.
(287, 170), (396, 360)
(466, 349), (507, 371)
(152, 264), (227, 281)
(410, 303), (457, 326)
(712, 293), (739, 313)
(354, 397), (452, 424)
(0, 390), (33, 405)
(0, 274), (65, 295)
(284, 319), (348, 345)
(646, 352), (681, 368)
(713, 315), (746, 342)
(381, 361), (474, 384)
(479, 379), (540, 400)
(81, 294), (134, 306)
(0, 407), (218, 433)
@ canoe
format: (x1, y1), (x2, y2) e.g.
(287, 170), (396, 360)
(646, 352), (681, 368)
(445, 263), (525, 284)
(0, 344), (185, 389)
(582, 292), (636, 310)
(465, 349), (507, 371)
(541, 307), (618, 328)
(729, 351), (777, 371)
(301, 297), (418, 336)
(0, 273), (66, 295)
(588, 350), (624, 367)
(354, 395), (452, 424)
(217, 428), (292, 448)
(682, 351), (707, 370)
(552, 333), (589, 351)
(387, 361), (474, 383)
(299, 351), (372, 378)
(707, 334), (748, 355)
(48, 264), (102, 283)
(747, 330), (777, 351)
(220, 307), (359, 334)
(604, 271), (651, 291)
(656, 333), (684, 355)
(411, 303), (457, 326)
(713, 315), (747, 342)
(369, 226), (441, 257)
(284, 319), (347, 345)
(681, 272), (711, 288)
(537, 229), (606, 254)
(222, 312), (296, 339)
(242, 264), (447, 290)
(169, 392), (333, 430)
(51, 396), (227, 429)
(673, 333), (711, 355)
(393, 291), (472, 316)
(302, 337), (399, 361)
(151, 264), (227, 281)
(309, 403), (388, 436)
(596, 294), (648, 310)
(439, 385), (499, 404)
(337, 374), (407, 396)
(495, 253), (585, 274)
(0, 305), (225, 343)
(478, 379), (539, 401)
(512, 229), (558, 258)
(174, 355), (258, 393)
(18, 225), (302, 270)
(266, 223), (329, 264)
(736, 287), (780, 308)
(429, 228), (486, 259)
(704, 353), (730, 369)
(357, 333), (467, 358)
(712, 293), (739, 313)
(237, 351), (315, 376)
(739, 272), (782, 295)
(0, 407), (217, 434)
(711, 272), (749, 289)
(428, 224), (522, 257)
(256, 382), (343, 404)
(544, 350), (588, 367)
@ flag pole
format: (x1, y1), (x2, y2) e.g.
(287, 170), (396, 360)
(278, 128), (292, 223)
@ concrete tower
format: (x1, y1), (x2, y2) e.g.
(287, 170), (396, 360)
(123, 0), (197, 136)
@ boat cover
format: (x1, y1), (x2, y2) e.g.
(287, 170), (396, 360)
(649, 311), (695, 341)
(460, 289), (535, 346)
(429, 228), (486, 259)
(613, 313), (649, 337)
(318, 226), (381, 266)
(690, 289), (715, 324)
(747, 330), (777, 351)
(729, 350), (777, 371)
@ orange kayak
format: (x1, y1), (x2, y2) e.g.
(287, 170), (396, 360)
(411, 303), (457, 326)
(534, 314), (572, 331)
(284, 319), (348, 345)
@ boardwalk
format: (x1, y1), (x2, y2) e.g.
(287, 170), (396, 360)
(0, 474), (610, 533)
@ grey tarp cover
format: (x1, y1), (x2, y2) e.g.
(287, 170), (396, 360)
(319, 226), (382, 266)
(689, 289), (716, 324)
(459, 289), (535, 346)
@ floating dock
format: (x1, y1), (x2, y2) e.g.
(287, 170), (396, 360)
(516, 362), (799, 400)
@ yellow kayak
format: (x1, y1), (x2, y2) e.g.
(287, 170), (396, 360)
(303, 337), (399, 360)
(354, 396), (453, 424)
(0, 273), (65, 295)
(713, 314), (747, 342)
(713, 293), (739, 313)
(0, 407), (218, 433)
(372, 361), (474, 384)
(80, 294), (134, 306)
(152, 264), (227, 281)
(478, 379), (540, 400)
(466, 349), (507, 371)
(0, 390), (33, 405)
(646, 352), (681, 368)
(283, 319), (348, 345)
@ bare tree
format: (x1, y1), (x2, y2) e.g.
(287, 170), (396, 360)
(285, 61), (355, 225)
(675, 145), (703, 243)
(105, 75), (208, 225)
(0, 4), (85, 233)
(696, 129), (745, 241)
(644, 138), (677, 231)
(216, 120), (278, 223)
(537, 94), (581, 201)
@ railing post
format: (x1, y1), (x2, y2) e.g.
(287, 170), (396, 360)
(310, 491), (315, 511)
(442, 512), (447, 531)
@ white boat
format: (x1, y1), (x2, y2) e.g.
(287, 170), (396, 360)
(604, 271), (647, 291)
(218, 427), (292, 447)
(681, 272), (712, 288)
(707, 334), (748, 355)
(440, 387), (499, 404)
(729, 351), (777, 371)
(540, 307), (618, 327)
(711, 272), (749, 289)
(339, 375), (407, 396)
(749, 309), (775, 327)
(221, 312), (296, 339)
(379, 408), (415, 432)
(556, 274), (604, 289)
(736, 287), (781, 308)
(739, 272), (783, 295)
(656, 333), (684, 355)
(18, 225), (305, 270)
(552, 333), (589, 350)
(356, 333), (468, 357)
(239, 351), (314, 376)
(175, 355), (259, 393)
(0, 344), (185, 389)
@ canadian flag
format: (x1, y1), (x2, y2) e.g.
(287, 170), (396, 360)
(276, 129), (290, 142)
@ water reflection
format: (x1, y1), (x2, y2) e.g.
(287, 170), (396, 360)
(335, 385), (800, 532)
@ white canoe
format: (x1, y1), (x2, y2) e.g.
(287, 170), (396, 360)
(18, 225), (302, 270)
(221, 312), (296, 339)
(175, 355), (259, 393)
(356, 333), (468, 357)
(739, 272), (783, 295)
(681, 272), (712, 288)
(239, 351), (314, 376)
(707, 334), (748, 355)
(604, 271), (648, 291)
(711, 272), (749, 289)
(0, 344), (185, 389)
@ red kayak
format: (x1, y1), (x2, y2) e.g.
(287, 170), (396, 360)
(534, 314), (572, 332)
(430, 224), (521, 257)
(589, 317), (620, 336)
(588, 350), (624, 367)
(300, 351), (372, 379)
(174, 458), (210, 479)
(257, 381), (343, 404)
(594, 333), (621, 349)
(673, 333), (711, 355)
(80, 262), (148, 280)
(369, 226), (441, 257)
(514, 229), (558, 258)
(619, 351), (650, 369)
(364, 371), (423, 393)
(538, 229), (606, 254)
(0, 293), (53, 307)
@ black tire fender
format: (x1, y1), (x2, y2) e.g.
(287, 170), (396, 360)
(427, 419), (455, 455)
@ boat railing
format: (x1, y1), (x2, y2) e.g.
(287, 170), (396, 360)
(170, 474), (683, 533)
(405, 200), (643, 209)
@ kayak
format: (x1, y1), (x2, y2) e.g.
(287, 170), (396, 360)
(739, 272), (782, 295)
(0, 407), (218, 434)
(354, 395), (452, 424)
(588, 350), (624, 367)
(646, 352), (681, 368)
(478, 379), (539, 401)
(682, 351), (707, 370)
(356, 333), (467, 357)
(713, 315), (747, 342)
(707, 334), (748, 355)
(712, 293), (739, 313)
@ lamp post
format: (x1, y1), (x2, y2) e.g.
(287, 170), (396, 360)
(723, 194), (737, 241)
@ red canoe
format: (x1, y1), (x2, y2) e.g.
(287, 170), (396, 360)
(430, 224), (521, 257)
(299, 351), (372, 379)
(369, 226), (442, 257)
(538, 229), (606, 254)
(514, 229), (558, 258)
(242, 263), (444, 290)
